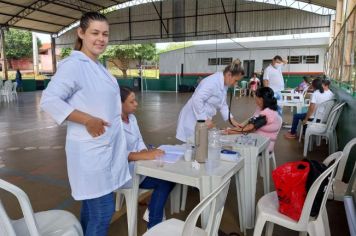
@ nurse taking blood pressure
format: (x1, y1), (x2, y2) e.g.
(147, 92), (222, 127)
(176, 59), (245, 142)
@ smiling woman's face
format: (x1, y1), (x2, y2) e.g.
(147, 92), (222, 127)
(78, 20), (109, 60)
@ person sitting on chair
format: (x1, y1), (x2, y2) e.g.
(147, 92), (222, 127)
(284, 78), (334, 139)
(119, 86), (175, 229)
(249, 73), (260, 97)
(225, 87), (282, 153)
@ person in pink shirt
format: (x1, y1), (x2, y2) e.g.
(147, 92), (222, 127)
(225, 87), (282, 152)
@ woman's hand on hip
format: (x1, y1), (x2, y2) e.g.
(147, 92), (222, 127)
(84, 117), (110, 137)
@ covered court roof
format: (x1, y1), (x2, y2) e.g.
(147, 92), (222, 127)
(0, 0), (130, 34)
(0, 0), (336, 35)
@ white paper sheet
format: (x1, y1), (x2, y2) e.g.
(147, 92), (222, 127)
(156, 145), (185, 163)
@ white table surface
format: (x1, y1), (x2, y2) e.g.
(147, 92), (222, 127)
(128, 156), (244, 236)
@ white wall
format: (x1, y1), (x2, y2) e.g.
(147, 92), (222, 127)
(160, 45), (326, 74)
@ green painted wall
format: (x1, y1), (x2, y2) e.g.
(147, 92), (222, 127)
(32, 74), (309, 92)
(160, 74), (306, 89)
(331, 85), (356, 181)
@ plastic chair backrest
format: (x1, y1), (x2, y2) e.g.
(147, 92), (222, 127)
(298, 151), (343, 227)
(326, 102), (345, 131)
(182, 179), (231, 236)
(0, 200), (16, 236)
(12, 82), (17, 92)
(344, 164), (356, 236)
(0, 179), (40, 236)
(313, 99), (335, 123)
(336, 138), (356, 181)
(240, 80), (248, 89)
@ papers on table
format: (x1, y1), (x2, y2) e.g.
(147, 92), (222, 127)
(156, 145), (185, 163)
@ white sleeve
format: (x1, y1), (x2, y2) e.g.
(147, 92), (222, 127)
(220, 92), (231, 121)
(191, 81), (215, 120)
(133, 116), (147, 151)
(263, 68), (269, 81)
(40, 60), (80, 125)
(310, 91), (317, 104)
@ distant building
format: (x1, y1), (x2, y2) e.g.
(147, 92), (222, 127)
(39, 43), (60, 73)
(159, 37), (328, 78)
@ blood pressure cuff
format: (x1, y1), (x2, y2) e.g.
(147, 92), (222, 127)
(248, 115), (267, 130)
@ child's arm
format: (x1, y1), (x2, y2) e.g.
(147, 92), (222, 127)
(128, 148), (165, 161)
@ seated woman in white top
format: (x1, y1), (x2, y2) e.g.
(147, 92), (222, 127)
(284, 78), (334, 139)
(120, 86), (175, 229)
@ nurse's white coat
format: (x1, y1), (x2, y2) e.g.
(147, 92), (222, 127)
(176, 72), (230, 142)
(40, 51), (131, 200)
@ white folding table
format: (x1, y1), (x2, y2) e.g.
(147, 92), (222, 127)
(221, 133), (270, 233)
(128, 157), (244, 236)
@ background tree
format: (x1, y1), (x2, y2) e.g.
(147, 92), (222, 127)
(5, 29), (41, 63)
(60, 47), (72, 59)
(103, 44), (157, 78)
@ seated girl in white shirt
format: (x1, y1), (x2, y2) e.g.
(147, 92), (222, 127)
(284, 78), (334, 139)
(120, 86), (175, 229)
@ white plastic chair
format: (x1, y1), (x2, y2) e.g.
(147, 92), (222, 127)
(259, 151), (277, 194)
(143, 178), (231, 236)
(303, 102), (345, 157)
(253, 151), (343, 236)
(240, 81), (248, 97)
(329, 138), (356, 201)
(0, 81), (12, 103)
(115, 186), (180, 236)
(115, 188), (151, 236)
(233, 83), (241, 97)
(11, 81), (18, 101)
(344, 160), (356, 236)
(298, 99), (336, 143)
(0, 179), (83, 236)
(279, 86), (310, 113)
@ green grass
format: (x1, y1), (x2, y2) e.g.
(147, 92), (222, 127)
(108, 67), (159, 79)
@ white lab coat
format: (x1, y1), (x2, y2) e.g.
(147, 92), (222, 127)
(40, 51), (131, 200)
(120, 114), (147, 188)
(176, 72), (230, 142)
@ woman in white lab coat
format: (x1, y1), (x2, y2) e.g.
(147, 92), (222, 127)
(40, 12), (130, 235)
(120, 86), (175, 229)
(176, 59), (245, 142)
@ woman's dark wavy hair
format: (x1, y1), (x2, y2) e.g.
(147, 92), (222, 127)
(312, 78), (324, 93)
(255, 87), (278, 111)
(74, 12), (108, 51)
(120, 86), (134, 103)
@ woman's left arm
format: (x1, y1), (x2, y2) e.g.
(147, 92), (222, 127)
(225, 123), (255, 134)
(303, 103), (316, 124)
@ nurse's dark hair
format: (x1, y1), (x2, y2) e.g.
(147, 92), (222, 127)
(255, 87), (278, 111)
(223, 59), (245, 76)
(120, 86), (134, 103)
(74, 12), (108, 51)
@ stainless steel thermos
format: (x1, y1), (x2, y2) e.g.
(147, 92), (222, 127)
(195, 120), (208, 163)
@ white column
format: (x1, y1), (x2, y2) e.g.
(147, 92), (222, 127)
(32, 32), (39, 75)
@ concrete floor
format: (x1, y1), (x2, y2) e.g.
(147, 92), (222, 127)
(0, 91), (349, 236)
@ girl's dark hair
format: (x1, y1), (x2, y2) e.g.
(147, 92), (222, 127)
(223, 59), (245, 76)
(322, 79), (331, 87)
(255, 87), (278, 111)
(312, 78), (324, 93)
(120, 86), (134, 103)
(74, 12), (108, 51)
